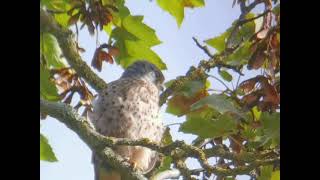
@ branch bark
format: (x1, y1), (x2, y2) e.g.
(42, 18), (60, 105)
(40, 8), (107, 92)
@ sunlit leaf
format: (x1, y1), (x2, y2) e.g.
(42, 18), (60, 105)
(156, 0), (184, 27)
(122, 15), (161, 47)
(40, 133), (58, 162)
(205, 31), (229, 53)
(54, 13), (70, 27)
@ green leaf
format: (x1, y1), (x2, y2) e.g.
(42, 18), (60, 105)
(122, 15), (161, 47)
(179, 80), (206, 97)
(191, 94), (240, 115)
(252, 106), (262, 120)
(260, 112), (280, 148)
(110, 26), (166, 70)
(239, 13), (256, 40)
(166, 101), (185, 116)
(205, 31), (229, 53)
(226, 13), (255, 48)
(40, 64), (61, 101)
(40, 33), (67, 68)
(54, 13), (70, 28)
(40, 133), (58, 162)
(41, 0), (69, 11)
(225, 41), (252, 65)
(258, 165), (273, 180)
(271, 170), (280, 180)
(219, 70), (233, 82)
(179, 108), (237, 138)
(156, 0), (184, 27)
(242, 125), (257, 140)
(124, 40), (167, 70)
(103, 23), (113, 36)
(111, 1), (130, 27)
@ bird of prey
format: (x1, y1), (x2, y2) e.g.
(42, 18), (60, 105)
(88, 60), (165, 180)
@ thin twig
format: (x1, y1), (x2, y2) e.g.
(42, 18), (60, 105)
(192, 37), (214, 58)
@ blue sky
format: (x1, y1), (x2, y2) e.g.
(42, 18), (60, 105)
(41, 0), (263, 179)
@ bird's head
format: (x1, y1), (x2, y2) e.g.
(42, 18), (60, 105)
(121, 60), (165, 91)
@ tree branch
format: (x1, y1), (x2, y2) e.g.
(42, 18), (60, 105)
(40, 8), (107, 92)
(40, 98), (279, 178)
(192, 37), (214, 58)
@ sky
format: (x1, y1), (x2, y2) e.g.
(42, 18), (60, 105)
(40, 0), (263, 179)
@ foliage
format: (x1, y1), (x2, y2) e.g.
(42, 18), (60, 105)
(40, 0), (280, 179)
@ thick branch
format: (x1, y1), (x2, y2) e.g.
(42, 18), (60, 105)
(40, 8), (107, 92)
(40, 99), (279, 178)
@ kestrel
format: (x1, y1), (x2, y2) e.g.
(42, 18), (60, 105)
(88, 60), (165, 180)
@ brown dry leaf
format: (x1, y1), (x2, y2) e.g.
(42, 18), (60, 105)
(270, 34), (279, 49)
(168, 89), (209, 116)
(108, 46), (120, 57)
(91, 48), (103, 71)
(241, 91), (261, 108)
(239, 78), (258, 93)
(229, 134), (244, 153)
(248, 49), (266, 70)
